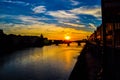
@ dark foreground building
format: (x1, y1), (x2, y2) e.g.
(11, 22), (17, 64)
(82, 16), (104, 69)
(102, 0), (120, 48)
(102, 0), (120, 80)
(69, 0), (120, 80)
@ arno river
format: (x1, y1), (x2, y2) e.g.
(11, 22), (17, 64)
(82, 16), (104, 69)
(0, 43), (85, 80)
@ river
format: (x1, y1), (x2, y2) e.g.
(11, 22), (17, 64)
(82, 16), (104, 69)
(0, 43), (85, 80)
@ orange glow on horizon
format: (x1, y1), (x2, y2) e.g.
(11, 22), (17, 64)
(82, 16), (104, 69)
(3, 24), (92, 40)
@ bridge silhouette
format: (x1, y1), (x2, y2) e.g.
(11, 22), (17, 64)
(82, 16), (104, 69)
(51, 39), (87, 46)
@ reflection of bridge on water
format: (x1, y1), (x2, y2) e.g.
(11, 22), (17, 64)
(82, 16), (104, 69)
(52, 40), (87, 46)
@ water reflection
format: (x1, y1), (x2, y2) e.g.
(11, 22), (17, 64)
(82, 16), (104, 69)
(0, 43), (85, 80)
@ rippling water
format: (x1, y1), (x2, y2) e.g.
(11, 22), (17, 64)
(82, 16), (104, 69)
(0, 43), (85, 80)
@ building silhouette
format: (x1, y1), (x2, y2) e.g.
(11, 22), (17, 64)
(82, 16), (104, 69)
(87, 0), (120, 79)
(102, 0), (120, 80)
(102, 0), (120, 48)
(0, 29), (52, 53)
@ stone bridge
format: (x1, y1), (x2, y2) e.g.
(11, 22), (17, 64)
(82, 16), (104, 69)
(52, 40), (87, 46)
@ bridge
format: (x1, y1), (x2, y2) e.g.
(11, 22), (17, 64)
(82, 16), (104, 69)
(52, 39), (87, 46)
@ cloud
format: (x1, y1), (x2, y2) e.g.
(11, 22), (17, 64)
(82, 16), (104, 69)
(2, 0), (29, 6)
(1, 14), (95, 32)
(46, 6), (101, 25)
(0, 23), (13, 29)
(32, 6), (46, 14)
(1, 14), (52, 25)
(89, 23), (96, 30)
(69, 6), (101, 18)
(70, 0), (80, 6)
(17, 15), (57, 25)
(1, 15), (43, 24)
(59, 22), (85, 28)
(18, 15), (41, 24)
(47, 10), (78, 19)
(2, 23), (91, 40)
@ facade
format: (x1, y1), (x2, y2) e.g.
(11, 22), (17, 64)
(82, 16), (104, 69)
(88, 0), (120, 48)
(102, 0), (120, 48)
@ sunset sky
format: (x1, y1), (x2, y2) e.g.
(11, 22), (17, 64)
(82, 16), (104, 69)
(0, 0), (101, 40)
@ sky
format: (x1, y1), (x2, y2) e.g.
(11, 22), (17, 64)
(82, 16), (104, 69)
(0, 0), (102, 40)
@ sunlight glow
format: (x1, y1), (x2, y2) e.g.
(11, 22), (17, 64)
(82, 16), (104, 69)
(65, 35), (71, 40)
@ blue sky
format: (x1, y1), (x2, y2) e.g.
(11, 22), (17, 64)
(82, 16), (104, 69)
(0, 0), (101, 40)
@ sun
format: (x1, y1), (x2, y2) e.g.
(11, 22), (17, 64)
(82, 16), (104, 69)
(65, 35), (71, 40)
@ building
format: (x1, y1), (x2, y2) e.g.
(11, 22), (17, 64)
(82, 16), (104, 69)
(102, 0), (120, 80)
(102, 0), (120, 48)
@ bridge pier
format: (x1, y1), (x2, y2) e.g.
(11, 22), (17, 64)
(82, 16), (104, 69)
(55, 43), (59, 46)
(78, 43), (81, 46)
(67, 43), (70, 46)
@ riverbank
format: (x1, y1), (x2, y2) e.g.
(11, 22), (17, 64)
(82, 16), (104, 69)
(69, 42), (120, 80)
(68, 42), (103, 80)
